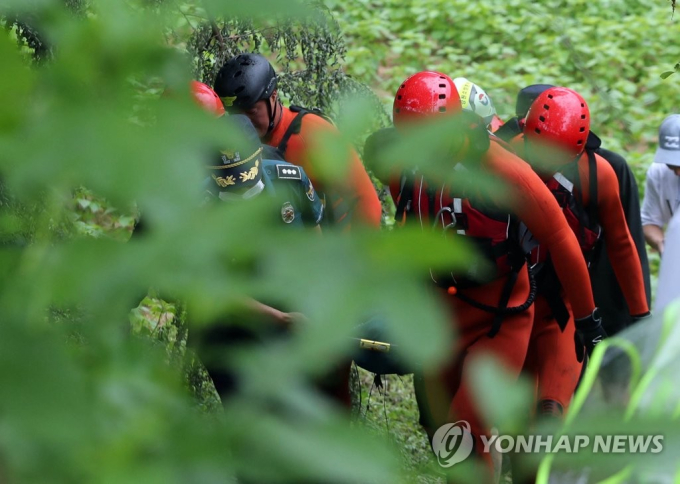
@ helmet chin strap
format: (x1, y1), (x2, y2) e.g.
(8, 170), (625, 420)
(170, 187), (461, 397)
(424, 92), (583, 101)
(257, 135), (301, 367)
(265, 94), (281, 136)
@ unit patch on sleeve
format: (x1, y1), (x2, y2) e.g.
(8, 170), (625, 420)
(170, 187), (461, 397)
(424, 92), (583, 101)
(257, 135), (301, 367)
(276, 164), (302, 180)
(281, 201), (296, 223)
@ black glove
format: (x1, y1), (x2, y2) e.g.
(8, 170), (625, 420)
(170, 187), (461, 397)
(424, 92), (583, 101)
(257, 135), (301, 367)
(574, 308), (607, 363)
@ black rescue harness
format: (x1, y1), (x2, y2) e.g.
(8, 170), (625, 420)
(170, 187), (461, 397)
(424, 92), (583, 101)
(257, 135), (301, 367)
(532, 149), (602, 330)
(395, 165), (536, 338)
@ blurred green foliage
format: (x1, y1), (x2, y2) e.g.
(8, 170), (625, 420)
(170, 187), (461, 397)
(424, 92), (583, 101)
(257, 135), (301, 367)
(0, 1), (472, 482)
(1, 0), (679, 482)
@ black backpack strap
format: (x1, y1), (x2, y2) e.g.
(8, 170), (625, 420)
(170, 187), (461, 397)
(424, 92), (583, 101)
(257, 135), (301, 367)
(587, 149), (599, 226)
(395, 170), (416, 221)
(486, 245), (535, 337)
(576, 149), (600, 267)
(537, 260), (570, 331)
(277, 108), (310, 159)
(426, 186), (437, 221)
(453, 251), (537, 338)
(494, 117), (522, 142)
(487, 268), (521, 338)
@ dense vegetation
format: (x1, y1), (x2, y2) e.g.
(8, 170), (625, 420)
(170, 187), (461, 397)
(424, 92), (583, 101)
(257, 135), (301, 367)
(327, 0), (680, 173)
(327, 0), (680, 283)
(0, 1), (679, 483)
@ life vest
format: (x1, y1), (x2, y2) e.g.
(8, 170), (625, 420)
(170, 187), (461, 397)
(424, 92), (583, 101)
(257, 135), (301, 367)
(395, 169), (525, 287)
(393, 166), (535, 337)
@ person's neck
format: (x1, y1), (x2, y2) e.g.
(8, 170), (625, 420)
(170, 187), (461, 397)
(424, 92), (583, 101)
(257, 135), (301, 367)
(273, 101), (284, 128)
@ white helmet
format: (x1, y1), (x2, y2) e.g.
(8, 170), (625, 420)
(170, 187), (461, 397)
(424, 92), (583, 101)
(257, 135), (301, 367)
(453, 77), (496, 127)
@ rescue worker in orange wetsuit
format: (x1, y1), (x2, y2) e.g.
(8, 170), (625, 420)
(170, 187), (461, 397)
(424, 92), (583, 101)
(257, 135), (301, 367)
(378, 71), (605, 477)
(213, 55), (381, 404)
(496, 84), (651, 339)
(516, 87), (650, 418)
(212, 53), (382, 229)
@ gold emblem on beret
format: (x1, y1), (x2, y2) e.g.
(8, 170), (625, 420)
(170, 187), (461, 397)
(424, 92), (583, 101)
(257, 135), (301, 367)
(239, 166), (259, 182)
(212, 174), (236, 187)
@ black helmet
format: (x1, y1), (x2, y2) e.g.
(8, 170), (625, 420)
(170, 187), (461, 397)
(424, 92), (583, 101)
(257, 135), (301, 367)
(213, 53), (278, 111)
(515, 84), (554, 119)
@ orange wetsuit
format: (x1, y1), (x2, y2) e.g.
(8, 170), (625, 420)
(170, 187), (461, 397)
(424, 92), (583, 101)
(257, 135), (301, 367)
(391, 138), (596, 470)
(517, 141), (649, 415)
(267, 106), (382, 227)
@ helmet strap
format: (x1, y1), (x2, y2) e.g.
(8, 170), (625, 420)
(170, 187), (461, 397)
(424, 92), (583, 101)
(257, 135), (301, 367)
(265, 92), (281, 136)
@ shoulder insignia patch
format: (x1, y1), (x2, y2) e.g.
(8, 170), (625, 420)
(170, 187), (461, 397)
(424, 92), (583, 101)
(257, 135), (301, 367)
(306, 180), (315, 202)
(276, 164), (302, 180)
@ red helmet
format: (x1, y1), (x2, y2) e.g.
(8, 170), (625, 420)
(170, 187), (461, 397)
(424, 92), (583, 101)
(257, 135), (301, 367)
(393, 71), (461, 127)
(524, 87), (590, 162)
(190, 80), (225, 117)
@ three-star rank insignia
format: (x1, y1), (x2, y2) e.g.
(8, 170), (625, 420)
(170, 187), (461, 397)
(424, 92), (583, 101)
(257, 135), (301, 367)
(281, 201), (296, 223)
(276, 164), (302, 180)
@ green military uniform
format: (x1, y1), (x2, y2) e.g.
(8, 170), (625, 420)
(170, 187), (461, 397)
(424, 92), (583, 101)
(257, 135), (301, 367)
(204, 158), (323, 228)
(196, 114), (323, 401)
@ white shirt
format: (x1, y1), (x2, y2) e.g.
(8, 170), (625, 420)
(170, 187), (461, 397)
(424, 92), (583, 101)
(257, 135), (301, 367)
(655, 211), (680, 313)
(641, 163), (680, 228)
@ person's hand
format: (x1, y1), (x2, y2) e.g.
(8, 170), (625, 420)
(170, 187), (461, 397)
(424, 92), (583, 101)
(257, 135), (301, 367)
(644, 225), (665, 256)
(574, 308), (607, 363)
(267, 309), (307, 329)
(280, 311), (308, 328)
(246, 299), (306, 329)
